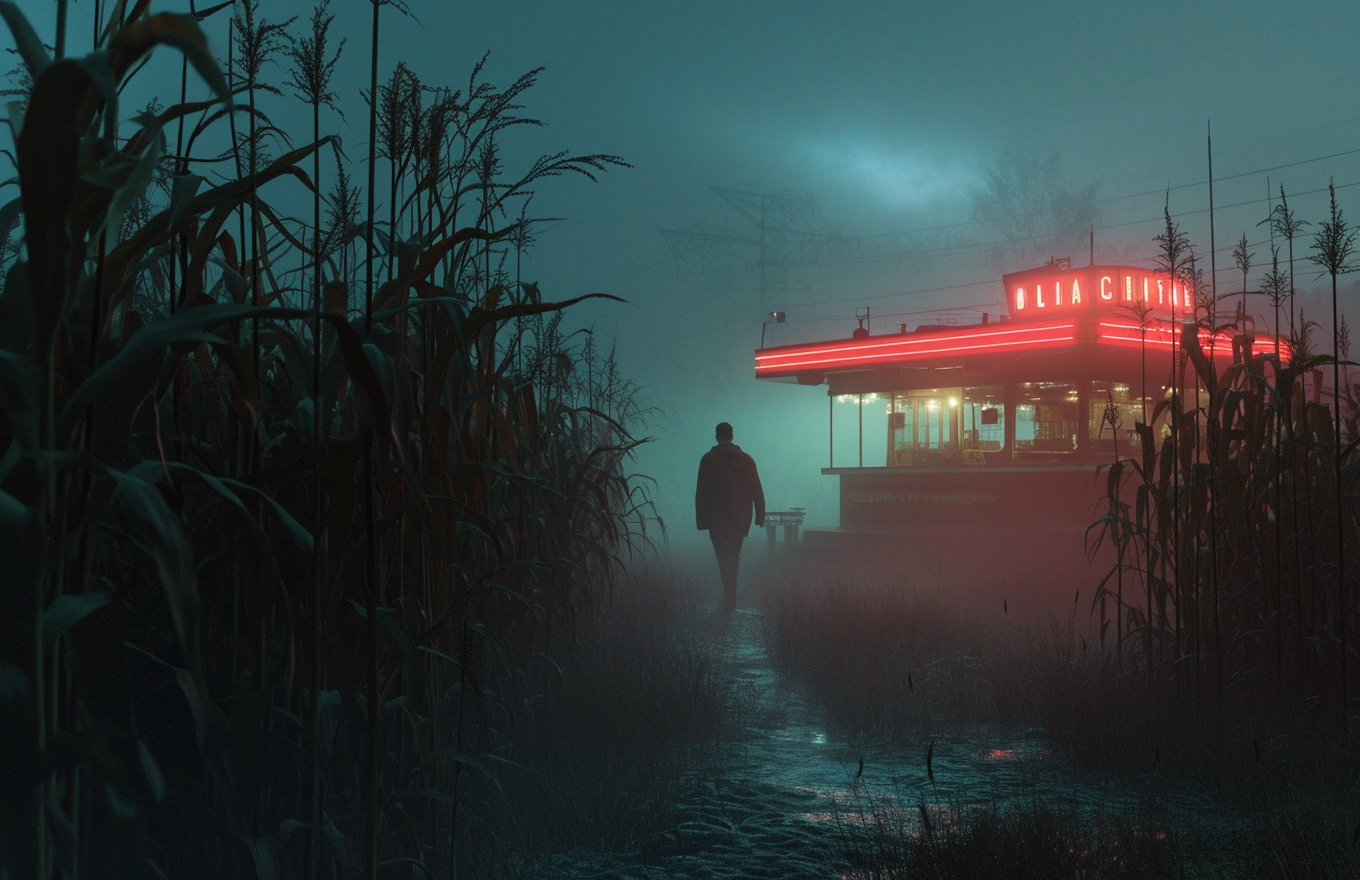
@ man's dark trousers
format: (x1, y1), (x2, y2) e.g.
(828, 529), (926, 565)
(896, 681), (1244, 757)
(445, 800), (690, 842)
(710, 531), (744, 614)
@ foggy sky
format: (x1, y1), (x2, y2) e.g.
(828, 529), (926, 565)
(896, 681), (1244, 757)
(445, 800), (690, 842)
(13, 1), (1360, 552)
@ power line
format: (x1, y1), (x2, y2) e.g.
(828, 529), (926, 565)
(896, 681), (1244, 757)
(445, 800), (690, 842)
(845, 145), (1360, 247)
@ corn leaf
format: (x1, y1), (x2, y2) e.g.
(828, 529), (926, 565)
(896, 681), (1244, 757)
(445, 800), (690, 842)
(17, 60), (87, 350)
(105, 468), (199, 675)
(0, 491), (36, 617)
(58, 304), (389, 443)
(109, 13), (231, 107)
(0, 3), (50, 83)
(41, 591), (113, 653)
(0, 349), (38, 459)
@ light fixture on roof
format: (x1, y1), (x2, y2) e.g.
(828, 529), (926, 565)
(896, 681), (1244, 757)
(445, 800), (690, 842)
(760, 311), (787, 348)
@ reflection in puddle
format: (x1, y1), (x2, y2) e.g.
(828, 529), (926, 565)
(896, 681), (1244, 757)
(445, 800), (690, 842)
(720, 606), (1104, 845)
(541, 607), (1216, 880)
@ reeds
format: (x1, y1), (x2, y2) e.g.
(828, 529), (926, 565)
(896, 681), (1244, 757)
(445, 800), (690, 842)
(766, 576), (1360, 877)
(454, 569), (739, 872)
(761, 577), (1019, 740)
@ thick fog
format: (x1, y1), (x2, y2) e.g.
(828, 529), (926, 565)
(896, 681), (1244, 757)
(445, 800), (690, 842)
(21, 0), (1360, 559)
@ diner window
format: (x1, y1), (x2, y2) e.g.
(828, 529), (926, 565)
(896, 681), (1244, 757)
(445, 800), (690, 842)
(1015, 382), (1079, 455)
(889, 386), (1008, 465)
(889, 388), (961, 465)
(1089, 381), (1146, 448)
(961, 385), (1005, 453)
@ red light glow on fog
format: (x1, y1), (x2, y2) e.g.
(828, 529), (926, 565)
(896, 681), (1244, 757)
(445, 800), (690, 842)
(756, 319), (1282, 377)
(1098, 321), (1281, 357)
(755, 322), (1077, 375)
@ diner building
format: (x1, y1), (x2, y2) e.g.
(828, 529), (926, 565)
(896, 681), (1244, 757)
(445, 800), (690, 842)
(753, 258), (1279, 571)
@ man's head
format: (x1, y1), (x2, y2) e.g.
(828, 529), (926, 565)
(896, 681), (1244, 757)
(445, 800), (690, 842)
(715, 422), (733, 442)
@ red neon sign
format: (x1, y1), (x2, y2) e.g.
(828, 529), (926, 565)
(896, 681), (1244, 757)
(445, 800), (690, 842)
(1003, 265), (1190, 320)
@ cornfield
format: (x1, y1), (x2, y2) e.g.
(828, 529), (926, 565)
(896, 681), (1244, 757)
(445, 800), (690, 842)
(1089, 213), (1359, 738)
(0, 3), (667, 877)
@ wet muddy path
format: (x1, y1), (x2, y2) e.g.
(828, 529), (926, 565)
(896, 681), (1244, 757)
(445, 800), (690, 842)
(540, 606), (1222, 879)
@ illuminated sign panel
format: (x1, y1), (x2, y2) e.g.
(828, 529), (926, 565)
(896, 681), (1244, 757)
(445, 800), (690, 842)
(1003, 265), (1189, 319)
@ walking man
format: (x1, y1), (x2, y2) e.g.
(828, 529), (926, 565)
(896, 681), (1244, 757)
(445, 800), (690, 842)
(696, 422), (765, 615)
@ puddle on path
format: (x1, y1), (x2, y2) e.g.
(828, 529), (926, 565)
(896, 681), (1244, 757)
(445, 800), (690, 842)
(540, 606), (1220, 879)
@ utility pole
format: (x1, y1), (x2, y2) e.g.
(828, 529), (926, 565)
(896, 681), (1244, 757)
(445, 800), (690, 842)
(661, 187), (850, 311)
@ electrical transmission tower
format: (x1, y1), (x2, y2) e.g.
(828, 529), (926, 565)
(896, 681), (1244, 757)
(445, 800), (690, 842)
(661, 187), (852, 311)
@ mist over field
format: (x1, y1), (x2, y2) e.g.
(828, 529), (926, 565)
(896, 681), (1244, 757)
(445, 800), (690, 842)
(23, 1), (1360, 550)
(5, 2), (1360, 877)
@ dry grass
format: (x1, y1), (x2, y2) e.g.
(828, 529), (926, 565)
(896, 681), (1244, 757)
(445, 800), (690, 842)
(762, 574), (1360, 877)
(760, 575), (1012, 741)
(833, 790), (1199, 879)
(453, 571), (741, 873)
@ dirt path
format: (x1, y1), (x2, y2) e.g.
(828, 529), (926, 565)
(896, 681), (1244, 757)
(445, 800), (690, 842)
(540, 606), (1089, 879)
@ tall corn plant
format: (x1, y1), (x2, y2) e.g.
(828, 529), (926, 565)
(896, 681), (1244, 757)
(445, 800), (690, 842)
(1261, 185), (1308, 339)
(358, 8), (409, 870)
(2, 6), (378, 876)
(2, 5), (651, 876)
(228, 0), (292, 415)
(1307, 179), (1357, 731)
(1149, 201), (1196, 674)
(1, 7), (230, 876)
(283, 5), (343, 874)
(1093, 237), (1359, 743)
(374, 60), (418, 277)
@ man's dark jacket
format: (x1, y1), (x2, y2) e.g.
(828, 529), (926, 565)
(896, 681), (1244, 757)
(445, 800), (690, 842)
(696, 441), (765, 537)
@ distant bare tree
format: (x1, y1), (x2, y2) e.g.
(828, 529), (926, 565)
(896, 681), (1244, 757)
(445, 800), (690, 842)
(969, 145), (1098, 274)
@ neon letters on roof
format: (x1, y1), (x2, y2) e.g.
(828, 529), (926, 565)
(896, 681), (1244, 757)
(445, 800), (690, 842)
(1003, 265), (1193, 318)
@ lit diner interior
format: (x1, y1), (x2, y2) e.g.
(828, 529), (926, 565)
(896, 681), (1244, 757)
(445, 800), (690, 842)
(864, 379), (1149, 468)
(757, 259), (1279, 473)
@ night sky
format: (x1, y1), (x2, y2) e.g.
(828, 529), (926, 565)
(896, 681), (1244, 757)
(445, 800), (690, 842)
(16, 1), (1360, 548)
